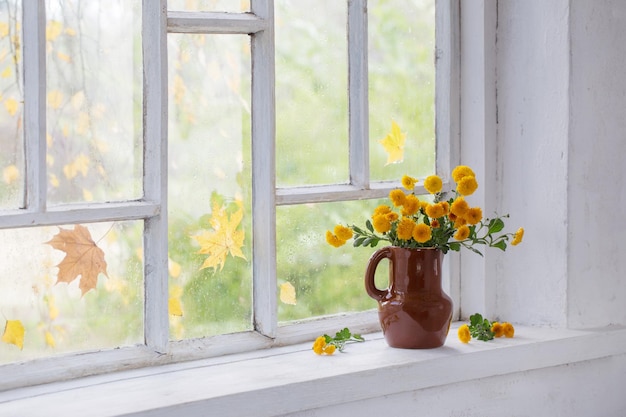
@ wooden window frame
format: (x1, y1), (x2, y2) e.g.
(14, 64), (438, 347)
(0, 0), (459, 390)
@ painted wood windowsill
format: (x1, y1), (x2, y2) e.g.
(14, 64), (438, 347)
(1, 324), (625, 417)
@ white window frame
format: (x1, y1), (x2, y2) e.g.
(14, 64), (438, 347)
(0, 0), (460, 391)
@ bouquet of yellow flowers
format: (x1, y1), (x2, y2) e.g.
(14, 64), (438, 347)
(326, 165), (523, 255)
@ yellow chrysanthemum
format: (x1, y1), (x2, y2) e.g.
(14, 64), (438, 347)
(457, 175), (478, 196)
(412, 223), (432, 243)
(465, 207), (483, 225)
(401, 175), (418, 190)
(502, 322), (515, 338)
(396, 217), (416, 240)
(373, 205), (392, 216)
(325, 231), (346, 248)
(312, 336), (326, 355)
(458, 324), (471, 344)
(401, 194), (420, 216)
(423, 175), (443, 194)
(452, 165), (475, 183)
(385, 211), (399, 222)
(425, 202), (446, 219)
(454, 217), (468, 229)
(431, 219), (440, 228)
(389, 189), (407, 207)
(334, 224), (353, 241)
(454, 225), (470, 241)
(372, 214), (392, 233)
(511, 227), (524, 246)
(440, 201), (450, 216)
(491, 322), (504, 338)
(312, 336), (336, 355)
(450, 197), (470, 217)
(323, 344), (336, 355)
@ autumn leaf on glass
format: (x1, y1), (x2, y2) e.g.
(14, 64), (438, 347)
(193, 203), (246, 272)
(279, 282), (297, 305)
(379, 120), (406, 165)
(2, 319), (25, 350)
(46, 224), (108, 295)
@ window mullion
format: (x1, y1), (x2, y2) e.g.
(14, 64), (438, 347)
(250, 0), (277, 338)
(142, 0), (169, 353)
(22, 0), (47, 212)
(435, 0), (460, 178)
(348, 0), (369, 188)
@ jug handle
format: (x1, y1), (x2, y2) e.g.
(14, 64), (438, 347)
(364, 246), (391, 302)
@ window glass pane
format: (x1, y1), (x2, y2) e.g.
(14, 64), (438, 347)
(168, 0), (250, 12)
(275, 0), (348, 187)
(277, 200), (389, 323)
(46, 1), (143, 205)
(168, 34), (253, 339)
(369, 0), (435, 181)
(0, 1), (23, 209)
(0, 222), (143, 364)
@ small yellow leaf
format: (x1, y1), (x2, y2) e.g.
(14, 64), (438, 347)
(49, 173), (59, 188)
(82, 188), (93, 201)
(1, 65), (11, 78)
(2, 164), (19, 184)
(47, 90), (64, 110)
(56, 51), (71, 63)
(168, 297), (183, 316)
(279, 282), (297, 305)
(46, 133), (53, 147)
(64, 27), (76, 36)
(63, 154), (89, 179)
(379, 120), (406, 165)
(48, 296), (59, 320)
(45, 331), (56, 348)
(0, 22), (9, 38)
(70, 91), (85, 110)
(5, 97), (18, 116)
(2, 320), (25, 350)
(169, 259), (182, 278)
(46, 20), (63, 42)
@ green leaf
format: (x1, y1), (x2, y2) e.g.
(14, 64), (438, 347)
(488, 218), (505, 234)
(467, 246), (484, 257)
(492, 240), (507, 251)
(353, 237), (366, 247)
(366, 219), (374, 233)
(449, 242), (461, 251)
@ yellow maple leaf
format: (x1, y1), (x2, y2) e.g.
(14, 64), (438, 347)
(194, 203), (246, 271)
(46, 225), (109, 295)
(379, 120), (406, 165)
(1, 65), (11, 78)
(279, 282), (297, 305)
(2, 320), (25, 350)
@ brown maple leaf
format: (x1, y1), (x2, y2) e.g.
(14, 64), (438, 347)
(46, 224), (108, 295)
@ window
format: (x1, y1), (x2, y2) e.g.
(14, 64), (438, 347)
(0, 0), (458, 390)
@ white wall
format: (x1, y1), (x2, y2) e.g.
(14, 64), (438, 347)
(493, 0), (626, 330)
(567, 0), (626, 328)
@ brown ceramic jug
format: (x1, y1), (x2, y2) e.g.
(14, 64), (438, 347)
(364, 247), (453, 349)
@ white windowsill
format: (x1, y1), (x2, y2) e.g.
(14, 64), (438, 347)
(1, 323), (625, 417)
